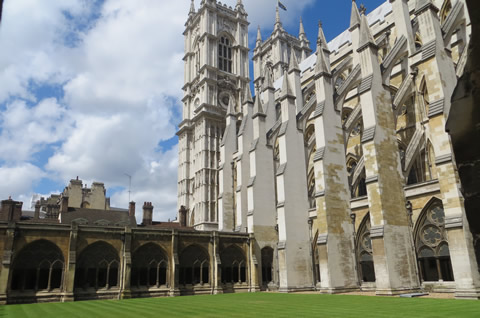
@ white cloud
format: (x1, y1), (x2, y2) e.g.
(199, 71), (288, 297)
(0, 98), (72, 162)
(0, 163), (45, 199)
(0, 0), (315, 221)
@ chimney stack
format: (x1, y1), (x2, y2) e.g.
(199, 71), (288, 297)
(0, 198), (22, 221)
(34, 201), (41, 219)
(179, 205), (187, 227)
(129, 201), (136, 217)
(142, 202), (153, 226)
(60, 196), (69, 214)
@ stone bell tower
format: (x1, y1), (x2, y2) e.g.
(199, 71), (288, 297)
(177, 0), (250, 230)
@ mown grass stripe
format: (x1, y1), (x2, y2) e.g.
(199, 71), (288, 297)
(4, 293), (480, 318)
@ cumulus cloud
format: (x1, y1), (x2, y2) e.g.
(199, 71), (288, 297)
(0, 163), (45, 199)
(0, 0), (314, 220)
(0, 98), (72, 162)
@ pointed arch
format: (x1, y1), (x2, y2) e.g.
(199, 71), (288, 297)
(74, 241), (120, 290)
(440, 0), (452, 24)
(356, 213), (375, 283)
(131, 243), (169, 288)
(414, 198), (454, 282)
(179, 244), (210, 285)
(220, 245), (246, 284)
(261, 246), (274, 286)
(218, 33), (234, 73)
(10, 240), (65, 292)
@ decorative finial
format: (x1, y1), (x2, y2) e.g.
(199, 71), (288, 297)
(360, 4), (366, 15)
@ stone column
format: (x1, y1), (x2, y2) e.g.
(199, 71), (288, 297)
(169, 229), (180, 296)
(0, 223), (15, 304)
(248, 234), (260, 292)
(212, 231), (223, 294)
(62, 224), (77, 302)
(121, 227), (132, 299)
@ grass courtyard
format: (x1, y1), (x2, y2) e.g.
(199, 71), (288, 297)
(2, 293), (480, 318)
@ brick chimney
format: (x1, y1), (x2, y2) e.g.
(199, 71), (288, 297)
(179, 205), (187, 227)
(129, 201), (136, 217)
(34, 201), (41, 219)
(60, 196), (69, 214)
(0, 198), (22, 221)
(142, 202), (153, 226)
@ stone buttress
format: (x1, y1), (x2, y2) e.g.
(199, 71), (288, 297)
(312, 23), (358, 293)
(355, 9), (420, 295)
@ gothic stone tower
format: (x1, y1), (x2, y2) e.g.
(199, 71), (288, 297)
(178, 0), (250, 230)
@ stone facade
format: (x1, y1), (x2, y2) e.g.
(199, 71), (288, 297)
(179, 0), (480, 298)
(0, 199), (251, 304)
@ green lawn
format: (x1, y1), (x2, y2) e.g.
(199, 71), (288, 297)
(2, 293), (480, 318)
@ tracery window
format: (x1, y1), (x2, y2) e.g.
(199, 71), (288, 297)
(415, 201), (454, 282)
(179, 245), (209, 285)
(218, 36), (232, 73)
(221, 245), (247, 284)
(261, 247), (274, 285)
(131, 243), (169, 288)
(356, 214), (376, 283)
(74, 241), (120, 290)
(440, 0), (452, 24)
(10, 240), (64, 292)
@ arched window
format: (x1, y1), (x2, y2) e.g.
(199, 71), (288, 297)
(221, 245), (246, 284)
(352, 169), (367, 198)
(261, 247), (274, 285)
(218, 36), (232, 73)
(10, 240), (64, 292)
(307, 170), (316, 209)
(74, 241), (120, 290)
(131, 243), (169, 288)
(415, 32), (423, 50)
(440, 0), (452, 24)
(179, 245), (209, 285)
(415, 200), (454, 282)
(356, 214), (376, 283)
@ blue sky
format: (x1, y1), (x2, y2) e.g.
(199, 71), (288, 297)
(0, 0), (386, 220)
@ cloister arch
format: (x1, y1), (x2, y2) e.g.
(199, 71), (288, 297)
(74, 241), (120, 290)
(131, 243), (169, 288)
(220, 245), (246, 284)
(10, 240), (64, 292)
(179, 244), (210, 285)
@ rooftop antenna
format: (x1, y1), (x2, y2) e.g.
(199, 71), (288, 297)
(124, 173), (132, 203)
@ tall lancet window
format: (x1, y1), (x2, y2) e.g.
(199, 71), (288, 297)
(219, 36), (232, 73)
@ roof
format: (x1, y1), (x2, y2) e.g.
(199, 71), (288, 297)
(273, 1), (392, 90)
(59, 207), (137, 227)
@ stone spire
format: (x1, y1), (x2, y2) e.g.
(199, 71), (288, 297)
(315, 42), (330, 76)
(274, 6), (283, 31)
(288, 49), (300, 74)
(256, 26), (262, 47)
(349, 0), (361, 31)
(189, 0), (195, 16)
(243, 84), (254, 105)
(358, 7), (377, 51)
(253, 93), (265, 115)
(315, 21), (330, 76)
(317, 21), (329, 52)
(280, 69), (293, 99)
(299, 17), (306, 38)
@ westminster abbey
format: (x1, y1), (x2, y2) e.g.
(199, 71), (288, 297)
(0, 0), (479, 304)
